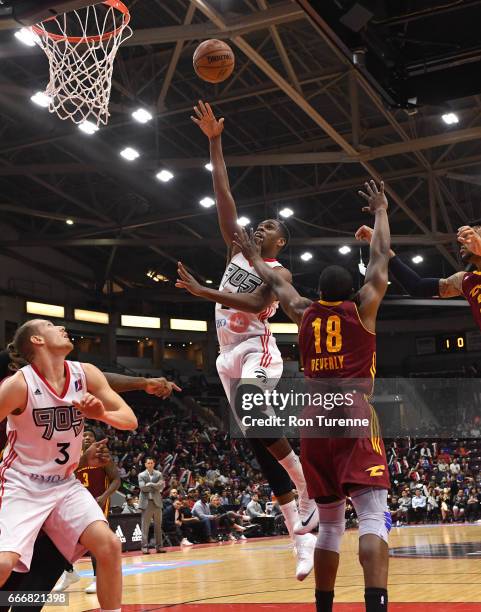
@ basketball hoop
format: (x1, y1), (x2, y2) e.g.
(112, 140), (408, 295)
(30, 0), (132, 126)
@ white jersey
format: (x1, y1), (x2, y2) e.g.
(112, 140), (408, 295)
(5, 361), (86, 479)
(215, 251), (282, 347)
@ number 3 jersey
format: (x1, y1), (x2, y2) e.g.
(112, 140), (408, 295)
(215, 251), (282, 347)
(4, 361), (86, 478)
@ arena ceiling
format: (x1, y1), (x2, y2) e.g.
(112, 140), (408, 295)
(1, 0), (481, 318)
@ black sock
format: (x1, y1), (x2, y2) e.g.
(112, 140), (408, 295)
(365, 587), (388, 611)
(315, 589), (334, 612)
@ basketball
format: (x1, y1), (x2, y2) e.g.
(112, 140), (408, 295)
(193, 39), (235, 84)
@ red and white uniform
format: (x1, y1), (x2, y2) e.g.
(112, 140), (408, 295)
(215, 252), (284, 402)
(0, 360), (107, 572)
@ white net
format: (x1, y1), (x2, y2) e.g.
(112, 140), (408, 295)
(30, 0), (132, 126)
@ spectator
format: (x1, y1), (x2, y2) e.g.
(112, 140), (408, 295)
(192, 490), (218, 543)
(466, 488), (479, 522)
(452, 491), (466, 522)
(397, 490), (411, 526)
(426, 487), (439, 523)
(210, 494), (248, 540)
(246, 493), (265, 519)
(122, 495), (139, 514)
(410, 489), (427, 524)
(163, 499), (194, 546)
(450, 458), (461, 476)
(441, 494), (451, 523)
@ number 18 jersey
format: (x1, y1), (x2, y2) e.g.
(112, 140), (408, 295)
(5, 361), (86, 478)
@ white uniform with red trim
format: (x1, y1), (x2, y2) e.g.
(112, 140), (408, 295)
(0, 360), (107, 572)
(215, 251), (284, 404)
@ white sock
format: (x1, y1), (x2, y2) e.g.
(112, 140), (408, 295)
(278, 450), (308, 499)
(280, 499), (299, 539)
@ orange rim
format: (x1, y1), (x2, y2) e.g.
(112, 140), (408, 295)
(31, 0), (130, 44)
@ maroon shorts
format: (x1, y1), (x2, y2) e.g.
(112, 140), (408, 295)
(301, 435), (391, 500)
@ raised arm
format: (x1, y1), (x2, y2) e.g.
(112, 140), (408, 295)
(357, 180), (391, 332)
(176, 261), (286, 314)
(355, 225), (464, 298)
(233, 229), (312, 325)
(103, 372), (181, 399)
(192, 101), (238, 249)
(79, 363), (138, 431)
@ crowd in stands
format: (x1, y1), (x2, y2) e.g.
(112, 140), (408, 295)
(90, 382), (481, 541)
(386, 438), (481, 525)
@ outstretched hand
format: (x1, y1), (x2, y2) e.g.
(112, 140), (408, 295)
(191, 100), (224, 139)
(144, 377), (182, 399)
(85, 438), (110, 468)
(176, 262), (204, 296)
(358, 180), (388, 214)
(232, 227), (262, 261)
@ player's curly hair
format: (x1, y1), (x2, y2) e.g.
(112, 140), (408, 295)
(7, 320), (43, 368)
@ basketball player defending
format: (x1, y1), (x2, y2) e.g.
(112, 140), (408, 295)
(0, 319), (138, 612)
(182, 100), (317, 579)
(234, 180), (392, 612)
(356, 221), (481, 331)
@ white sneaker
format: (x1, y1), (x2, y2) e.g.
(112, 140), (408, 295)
(294, 497), (318, 535)
(294, 533), (316, 581)
(229, 534), (236, 541)
(239, 534), (247, 540)
(53, 570), (80, 592)
(181, 538), (194, 546)
(84, 581), (97, 594)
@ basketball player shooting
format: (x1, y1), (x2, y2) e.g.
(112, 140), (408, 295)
(356, 221), (481, 332)
(176, 100), (318, 580)
(0, 319), (138, 612)
(233, 180), (392, 612)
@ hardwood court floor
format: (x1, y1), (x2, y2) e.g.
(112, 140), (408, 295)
(57, 524), (481, 611)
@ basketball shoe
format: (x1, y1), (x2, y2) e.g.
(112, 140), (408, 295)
(294, 532), (316, 581)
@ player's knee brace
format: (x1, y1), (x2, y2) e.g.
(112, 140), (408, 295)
(350, 487), (391, 544)
(315, 499), (346, 554)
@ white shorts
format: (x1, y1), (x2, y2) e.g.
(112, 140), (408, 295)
(217, 335), (283, 402)
(0, 467), (107, 572)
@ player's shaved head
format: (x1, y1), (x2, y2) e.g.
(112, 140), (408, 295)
(319, 266), (354, 301)
(8, 319), (44, 364)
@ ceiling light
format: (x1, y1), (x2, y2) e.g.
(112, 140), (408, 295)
(205, 163), (213, 172)
(15, 28), (38, 47)
(339, 245), (351, 255)
(30, 91), (51, 108)
(206, 279), (213, 284)
(200, 197), (215, 208)
(147, 270), (169, 283)
(66, 219), (74, 226)
(78, 120), (99, 135)
(301, 252), (313, 262)
(132, 108), (153, 124)
(412, 255), (423, 264)
(120, 147), (140, 161)
(279, 207), (294, 218)
(156, 169), (174, 182)
(442, 112), (459, 125)
(237, 217), (250, 227)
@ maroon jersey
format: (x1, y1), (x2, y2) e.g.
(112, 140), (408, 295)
(76, 465), (110, 514)
(299, 299), (376, 392)
(462, 271), (481, 329)
(298, 299), (390, 498)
